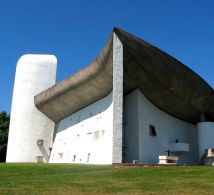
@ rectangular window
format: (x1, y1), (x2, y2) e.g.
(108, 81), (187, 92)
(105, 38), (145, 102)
(149, 125), (157, 136)
(100, 130), (105, 138)
(87, 153), (90, 163)
(93, 131), (99, 140)
(73, 155), (76, 162)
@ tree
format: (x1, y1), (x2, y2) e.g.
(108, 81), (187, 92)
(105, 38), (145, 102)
(0, 111), (10, 162)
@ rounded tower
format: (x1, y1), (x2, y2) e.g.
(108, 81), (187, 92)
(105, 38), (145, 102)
(6, 54), (57, 162)
(197, 122), (214, 159)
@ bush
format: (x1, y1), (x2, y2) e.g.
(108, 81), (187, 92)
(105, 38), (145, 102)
(0, 111), (10, 162)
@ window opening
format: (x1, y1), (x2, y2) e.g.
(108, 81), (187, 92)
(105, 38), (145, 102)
(149, 125), (157, 136)
(93, 131), (99, 140)
(100, 130), (105, 138)
(73, 155), (76, 162)
(87, 153), (90, 163)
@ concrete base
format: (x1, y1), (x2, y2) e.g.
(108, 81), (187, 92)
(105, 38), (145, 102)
(158, 155), (178, 165)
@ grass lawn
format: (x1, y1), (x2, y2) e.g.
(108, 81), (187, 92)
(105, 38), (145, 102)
(0, 164), (214, 194)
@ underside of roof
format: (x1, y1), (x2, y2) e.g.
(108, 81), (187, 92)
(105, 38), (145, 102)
(35, 27), (214, 124)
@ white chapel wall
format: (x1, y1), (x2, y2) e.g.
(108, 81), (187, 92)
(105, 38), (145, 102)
(49, 91), (113, 164)
(124, 89), (199, 165)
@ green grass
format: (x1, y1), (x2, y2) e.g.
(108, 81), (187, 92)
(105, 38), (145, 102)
(0, 164), (214, 194)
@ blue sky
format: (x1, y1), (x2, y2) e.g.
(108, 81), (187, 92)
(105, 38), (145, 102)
(0, 0), (214, 113)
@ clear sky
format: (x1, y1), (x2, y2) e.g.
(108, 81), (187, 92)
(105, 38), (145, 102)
(0, 0), (214, 113)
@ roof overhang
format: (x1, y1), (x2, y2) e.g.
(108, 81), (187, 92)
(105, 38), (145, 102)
(35, 28), (214, 123)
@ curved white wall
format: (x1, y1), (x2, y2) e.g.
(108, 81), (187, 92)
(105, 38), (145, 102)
(6, 54), (57, 162)
(124, 89), (198, 165)
(197, 122), (214, 158)
(49, 92), (113, 164)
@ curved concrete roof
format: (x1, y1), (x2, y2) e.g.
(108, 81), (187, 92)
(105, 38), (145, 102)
(35, 28), (214, 123)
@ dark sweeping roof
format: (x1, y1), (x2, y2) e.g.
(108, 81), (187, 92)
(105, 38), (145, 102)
(35, 28), (214, 123)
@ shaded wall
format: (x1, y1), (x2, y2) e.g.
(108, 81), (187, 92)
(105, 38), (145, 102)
(197, 122), (214, 159)
(124, 89), (199, 165)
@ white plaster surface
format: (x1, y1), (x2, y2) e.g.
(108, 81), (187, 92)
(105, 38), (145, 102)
(6, 54), (57, 162)
(123, 89), (198, 165)
(168, 143), (189, 152)
(123, 90), (139, 162)
(197, 122), (214, 159)
(49, 92), (113, 164)
(112, 33), (123, 163)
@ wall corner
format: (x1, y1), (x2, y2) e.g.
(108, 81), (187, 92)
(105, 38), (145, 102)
(112, 33), (123, 163)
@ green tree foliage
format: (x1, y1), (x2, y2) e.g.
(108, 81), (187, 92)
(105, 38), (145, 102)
(0, 111), (10, 162)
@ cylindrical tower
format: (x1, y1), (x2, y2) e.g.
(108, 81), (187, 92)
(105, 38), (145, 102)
(197, 122), (214, 159)
(6, 54), (57, 162)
